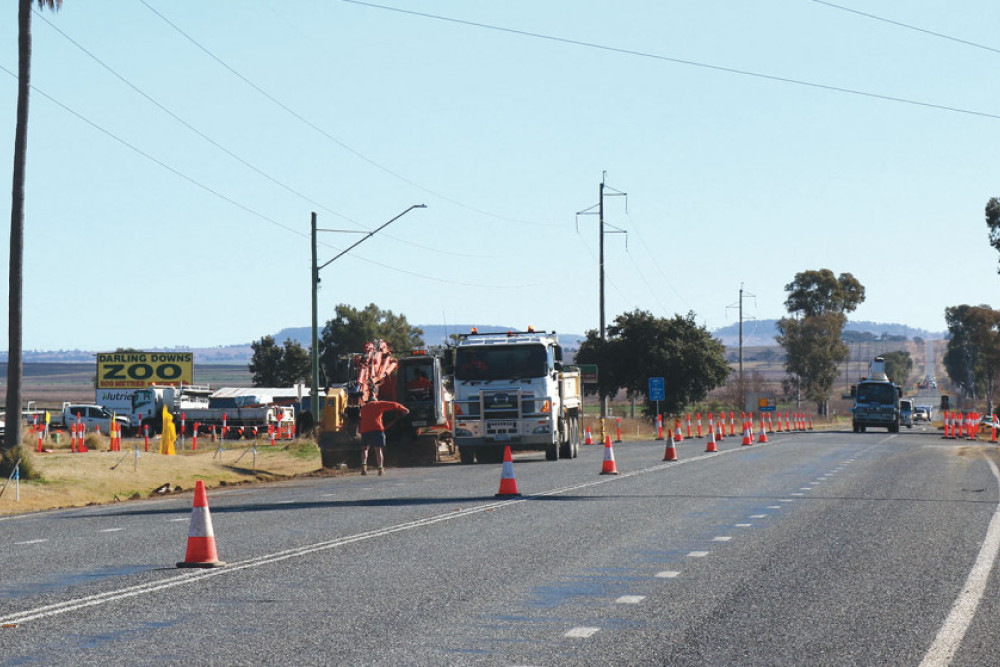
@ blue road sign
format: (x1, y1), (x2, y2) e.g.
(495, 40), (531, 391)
(648, 377), (665, 401)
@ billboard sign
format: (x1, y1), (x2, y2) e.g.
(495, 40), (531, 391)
(97, 352), (193, 389)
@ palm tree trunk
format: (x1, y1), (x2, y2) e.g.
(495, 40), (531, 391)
(5, 0), (32, 451)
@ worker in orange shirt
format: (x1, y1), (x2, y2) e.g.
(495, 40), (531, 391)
(359, 400), (409, 476)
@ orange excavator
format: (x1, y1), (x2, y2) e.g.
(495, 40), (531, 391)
(316, 339), (453, 469)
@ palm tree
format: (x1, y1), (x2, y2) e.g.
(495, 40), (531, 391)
(5, 0), (61, 455)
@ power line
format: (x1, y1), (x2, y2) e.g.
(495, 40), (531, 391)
(811, 0), (1000, 56)
(140, 0), (559, 228)
(0, 66), (514, 288)
(33, 10), (487, 260)
(344, 0), (1000, 122)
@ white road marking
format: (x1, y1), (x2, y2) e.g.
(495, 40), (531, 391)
(687, 551), (710, 558)
(750, 514), (767, 518)
(767, 505), (781, 509)
(0, 433), (784, 626)
(99, 528), (124, 533)
(713, 536), (732, 542)
(168, 518), (188, 522)
(14, 539), (47, 545)
(735, 523), (752, 528)
(791, 493), (804, 496)
(655, 571), (680, 578)
(799, 487), (812, 491)
(275, 500), (294, 504)
(920, 457), (1000, 667)
(779, 499), (794, 503)
(615, 595), (646, 604)
(565, 627), (600, 638)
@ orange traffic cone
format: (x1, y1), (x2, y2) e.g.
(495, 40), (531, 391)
(496, 446), (521, 497)
(673, 419), (684, 443)
(741, 420), (752, 446)
(663, 430), (678, 461)
(600, 435), (619, 475)
(757, 415), (769, 443)
(177, 480), (226, 568)
(706, 420), (718, 452)
(584, 426), (594, 445)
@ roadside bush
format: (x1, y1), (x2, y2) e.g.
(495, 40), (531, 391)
(84, 433), (105, 451)
(1, 445), (38, 480)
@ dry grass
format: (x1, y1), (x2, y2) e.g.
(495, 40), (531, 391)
(0, 436), (330, 516)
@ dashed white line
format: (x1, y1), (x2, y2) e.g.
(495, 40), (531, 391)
(713, 536), (732, 542)
(168, 518), (188, 522)
(655, 571), (680, 578)
(15, 539), (47, 545)
(99, 528), (124, 533)
(791, 493), (804, 496)
(615, 595), (646, 604)
(767, 505), (781, 509)
(687, 551), (710, 558)
(735, 523), (752, 528)
(779, 499), (795, 503)
(565, 627), (600, 638)
(750, 514), (767, 519)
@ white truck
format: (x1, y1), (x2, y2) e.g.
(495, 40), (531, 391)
(451, 329), (583, 463)
(119, 385), (292, 438)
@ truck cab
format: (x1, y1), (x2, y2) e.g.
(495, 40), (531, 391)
(851, 357), (902, 433)
(451, 329), (582, 463)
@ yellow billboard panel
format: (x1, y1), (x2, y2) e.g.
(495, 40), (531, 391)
(96, 352), (194, 389)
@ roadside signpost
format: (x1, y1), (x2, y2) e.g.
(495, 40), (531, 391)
(649, 377), (665, 419)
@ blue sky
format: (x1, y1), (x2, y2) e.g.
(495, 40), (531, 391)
(2, 0), (999, 351)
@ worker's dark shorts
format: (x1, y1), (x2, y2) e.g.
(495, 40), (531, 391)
(361, 431), (386, 448)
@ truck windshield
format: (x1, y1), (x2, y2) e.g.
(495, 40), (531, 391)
(857, 383), (896, 404)
(456, 345), (548, 381)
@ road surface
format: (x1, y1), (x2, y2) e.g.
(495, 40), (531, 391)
(2, 423), (998, 665)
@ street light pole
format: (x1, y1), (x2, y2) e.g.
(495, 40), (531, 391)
(309, 204), (427, 427)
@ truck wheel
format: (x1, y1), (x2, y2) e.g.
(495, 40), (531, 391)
(459, 446), (475, 464)
(559, 419), (572, 459)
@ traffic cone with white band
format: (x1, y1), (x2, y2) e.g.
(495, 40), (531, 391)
(177, 480), (226, 568)
(599, 435), (619, 475)
(496, 446), (521, 497)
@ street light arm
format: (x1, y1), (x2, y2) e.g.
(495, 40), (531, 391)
(318, 204), (426, 271)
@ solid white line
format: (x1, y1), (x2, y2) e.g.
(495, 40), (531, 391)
(565, 627), (600, 638)
(0, 435), (791, 626)
(920, 457), (1000, 667)
(615, 595), (645, 604)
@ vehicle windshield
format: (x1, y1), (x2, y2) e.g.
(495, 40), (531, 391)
(857, 383), (896, 404)
(455, 344), (548, 381)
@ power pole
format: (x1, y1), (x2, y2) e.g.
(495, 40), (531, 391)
(726, 284), (755, 412)
(577, 173), (627, 418)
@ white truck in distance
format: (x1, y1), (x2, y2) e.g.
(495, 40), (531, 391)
(451, 329), (583, 463)
(61, 404), (132, 435)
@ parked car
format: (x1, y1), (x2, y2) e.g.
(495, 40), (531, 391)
(62, 404), (132, 435)
(899, 399), (914, 428)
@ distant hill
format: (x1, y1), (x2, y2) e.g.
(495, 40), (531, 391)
(711, 319), (946, 347)
(3, 320), (936, 365)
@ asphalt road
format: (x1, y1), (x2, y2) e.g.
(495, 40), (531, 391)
(2, 423), (999, 666)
